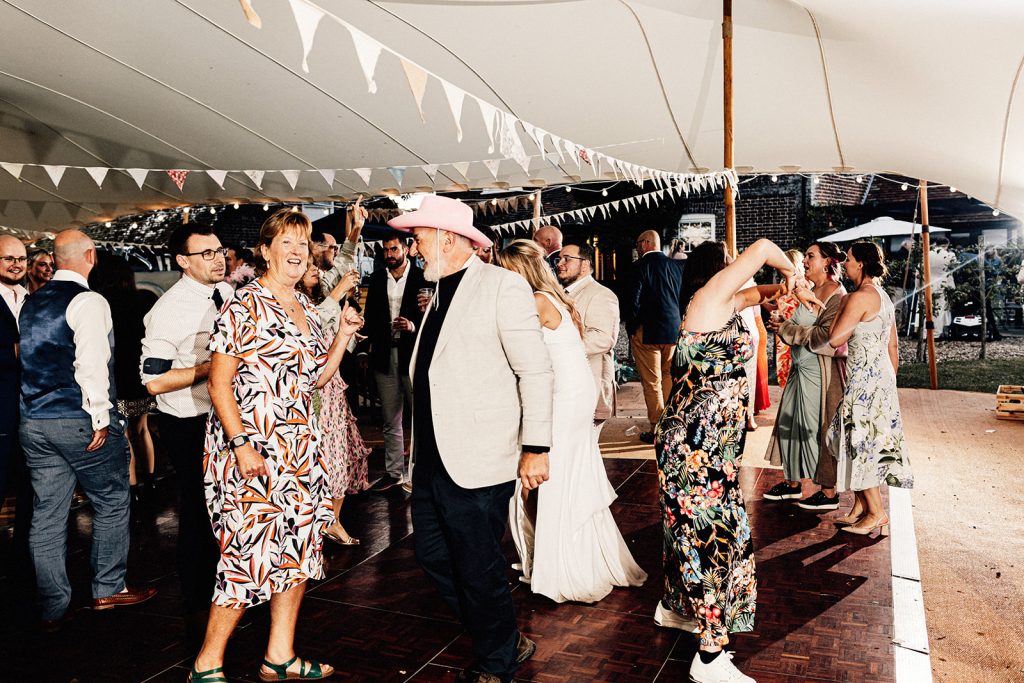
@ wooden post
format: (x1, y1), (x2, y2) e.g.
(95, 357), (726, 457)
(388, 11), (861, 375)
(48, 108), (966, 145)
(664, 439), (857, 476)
(723, 0), (736, 256)
(979, 236), (987, 360)
(533, 189), (542, 223)
(919, 181), (938, 389)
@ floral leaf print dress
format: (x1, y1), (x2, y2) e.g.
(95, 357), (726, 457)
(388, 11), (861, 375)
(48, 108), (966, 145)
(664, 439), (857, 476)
(656, 311), (756, 648)
(827, 284), (913, 492)
(203, 281), (336, 608)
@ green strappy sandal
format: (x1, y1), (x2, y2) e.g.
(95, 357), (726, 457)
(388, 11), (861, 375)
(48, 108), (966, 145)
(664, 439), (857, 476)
(258, 656), (334, 681)
(187, 664), (228, 682)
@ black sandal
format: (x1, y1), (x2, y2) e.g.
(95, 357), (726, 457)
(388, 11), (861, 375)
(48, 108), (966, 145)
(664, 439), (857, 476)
(188, 664), (228, 682)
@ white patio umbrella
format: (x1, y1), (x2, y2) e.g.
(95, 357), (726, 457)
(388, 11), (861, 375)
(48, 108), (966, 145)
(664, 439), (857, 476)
(820, 217), (950, 242)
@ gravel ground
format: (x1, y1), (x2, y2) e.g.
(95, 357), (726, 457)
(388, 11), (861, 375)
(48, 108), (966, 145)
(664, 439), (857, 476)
(898, 335), (1024, 363)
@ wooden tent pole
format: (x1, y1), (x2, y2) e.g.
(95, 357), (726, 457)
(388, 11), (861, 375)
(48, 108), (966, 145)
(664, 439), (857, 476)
(723, 0), (736, 256)
(919, 180), (938, 389)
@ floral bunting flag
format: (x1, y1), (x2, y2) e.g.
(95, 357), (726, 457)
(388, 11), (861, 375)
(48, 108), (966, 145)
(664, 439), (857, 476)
(85, 167), (108, 188)
(288, 0), (325, 73)
(166, 170), (188, 192)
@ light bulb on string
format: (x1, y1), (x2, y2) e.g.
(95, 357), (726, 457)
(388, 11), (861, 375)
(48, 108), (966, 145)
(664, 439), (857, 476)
(263, 204), (269, 211)
(856, 175), (863, 183)
(813, 175), (820, 185)
(949, 186), (957, 193)
(901, 183), (909, 191)
(233, 202), (239, 209)
(564, 186), (572, 193)
(770, 175), (778, 183)
(290, 205), (299, 213)
(209, 207), (216, 214)
(993, 209), (1001, 216)
(491, 199), (498, 206)
(105, 222), (112, 228)
(602, 189), (608, 197)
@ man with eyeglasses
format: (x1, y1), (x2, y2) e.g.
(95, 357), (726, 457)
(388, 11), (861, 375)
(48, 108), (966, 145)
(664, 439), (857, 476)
(0, 236), (28, 504)
(626, 230), (685, 444)
(556, 242), (620, 438)
(315, 198), (366, 299)
(140, 223), (233, 649)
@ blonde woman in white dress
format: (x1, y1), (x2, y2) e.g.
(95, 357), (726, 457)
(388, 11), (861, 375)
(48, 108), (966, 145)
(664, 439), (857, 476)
(497, 239), (647, 604)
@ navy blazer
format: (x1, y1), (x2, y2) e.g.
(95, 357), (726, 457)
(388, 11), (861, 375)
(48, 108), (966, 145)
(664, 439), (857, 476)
(627, 251), (686, 345)
(363, 261), (427, 376)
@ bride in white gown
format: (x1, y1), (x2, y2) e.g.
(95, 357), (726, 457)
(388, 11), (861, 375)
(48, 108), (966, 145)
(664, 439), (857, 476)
(496, 240), (647, 604)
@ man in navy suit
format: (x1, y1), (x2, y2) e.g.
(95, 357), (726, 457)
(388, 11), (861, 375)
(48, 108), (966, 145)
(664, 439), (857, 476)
(0, 235), (28, 504)
(626, 230), (685, 444)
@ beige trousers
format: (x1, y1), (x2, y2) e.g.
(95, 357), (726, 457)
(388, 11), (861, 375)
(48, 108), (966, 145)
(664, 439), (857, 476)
(631, 330), (675, 429)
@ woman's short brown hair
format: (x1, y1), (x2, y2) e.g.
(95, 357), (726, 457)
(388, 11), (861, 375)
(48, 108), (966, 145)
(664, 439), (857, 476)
(254, 208), (312, 275)
(849, 240), (888, 279)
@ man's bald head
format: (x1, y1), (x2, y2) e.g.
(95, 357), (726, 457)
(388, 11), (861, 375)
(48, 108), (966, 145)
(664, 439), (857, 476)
(636, 229), (661, 256)
(0, 235), (24, 254)
(53, 230), (98, 277)
(533, 225), (563, 255)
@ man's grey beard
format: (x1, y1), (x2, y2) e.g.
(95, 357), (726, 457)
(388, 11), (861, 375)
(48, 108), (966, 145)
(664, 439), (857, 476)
(423, 259), (440, 282)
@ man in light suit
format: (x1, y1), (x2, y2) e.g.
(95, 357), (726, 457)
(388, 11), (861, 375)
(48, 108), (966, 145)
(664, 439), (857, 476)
(556, 242), (619, 437)
(389, 196), (553, 683)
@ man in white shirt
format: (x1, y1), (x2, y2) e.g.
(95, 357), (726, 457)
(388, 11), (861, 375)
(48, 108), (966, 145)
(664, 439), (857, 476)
(19, 230), (156, 630)
(0, 235), (28, 503)
(362, 234), (426, 491)
(140, 223), (232, 647)
(315, 201), (366, 298)
(556, 242), (621, 437)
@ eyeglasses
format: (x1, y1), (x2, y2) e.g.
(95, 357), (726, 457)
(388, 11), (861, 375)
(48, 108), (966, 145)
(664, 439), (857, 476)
(182, 247), (228, 261)
(556, 255), (587, 264)
(0, 255), (28, 265)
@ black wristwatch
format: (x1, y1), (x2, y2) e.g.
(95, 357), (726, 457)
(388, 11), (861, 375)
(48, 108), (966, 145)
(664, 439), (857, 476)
(228, 433), (250, 450)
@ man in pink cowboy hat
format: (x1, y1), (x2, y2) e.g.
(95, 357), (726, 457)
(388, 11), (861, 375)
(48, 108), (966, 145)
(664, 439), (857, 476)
(389, 195), (553, 683)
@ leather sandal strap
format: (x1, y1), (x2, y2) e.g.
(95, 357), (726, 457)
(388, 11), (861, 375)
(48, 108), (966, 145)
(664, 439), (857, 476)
(190, 664), (228, 682)
(261, 656), (298, 679)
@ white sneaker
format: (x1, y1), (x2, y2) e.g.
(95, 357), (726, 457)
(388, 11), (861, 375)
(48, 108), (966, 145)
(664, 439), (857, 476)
(689, 651), (755, 683)
(653, 602), (699, 633)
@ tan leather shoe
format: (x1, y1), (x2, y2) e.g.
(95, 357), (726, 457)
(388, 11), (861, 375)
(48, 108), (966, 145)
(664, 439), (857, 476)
(92, 585), (158, 610)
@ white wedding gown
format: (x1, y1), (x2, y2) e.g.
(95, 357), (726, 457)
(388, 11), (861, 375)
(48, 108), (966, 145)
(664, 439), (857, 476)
(510, 292), (647, 603)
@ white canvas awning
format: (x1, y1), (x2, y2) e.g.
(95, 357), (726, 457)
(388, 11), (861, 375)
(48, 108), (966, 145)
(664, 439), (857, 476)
(2, 0), (1024, 234)
(821, 217), (950, 243)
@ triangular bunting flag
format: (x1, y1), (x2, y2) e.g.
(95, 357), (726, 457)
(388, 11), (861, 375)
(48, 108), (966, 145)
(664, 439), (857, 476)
(482, 159), (501, 179)
(244, 170), (265, 189)
(451, 161), (470, 179)
(85, 167), (109, 188)
(442, 81), (466, 142)
(522, 122), (545, 154)
(126, 168), (149, 189)
(612, 200), (621, 211)
(206, 170), (228, 189)
(349, 27), (383, 93)
(599, 205), (608, 219)
(586, 206), (596, 218)
(400, 58), (430, 123)
(288, 0), (324, 73)
(422, 164), (439, 182)
(549, 135), (565, 163)
(318, 169), (336, 187)
(643, 193), (651, 208)
(166, 170), (188, 192)
(476, 99), (499, 154)
(239, 0), (262, 28)
(0, 162), (24, 180)
(281, 170), (300, 190)
(387, 166), (406, 187)
(43, 165), (67, 187)
(353, 168), (372, 186)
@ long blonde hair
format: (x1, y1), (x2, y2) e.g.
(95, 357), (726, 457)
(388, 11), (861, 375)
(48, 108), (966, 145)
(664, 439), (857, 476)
(495, 239), (584, 337)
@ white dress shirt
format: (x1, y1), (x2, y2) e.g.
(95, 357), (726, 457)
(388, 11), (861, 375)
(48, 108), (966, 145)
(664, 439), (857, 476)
(141, 274), (234, 418)
(565, 274), (594, 296)
(51, 270), (114, 430)
(387, 261), (412, 326)
(0, 282), (28, 324)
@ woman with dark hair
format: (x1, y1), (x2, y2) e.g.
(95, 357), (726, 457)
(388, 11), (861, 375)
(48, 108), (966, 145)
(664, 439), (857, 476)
(296, 255), (368, 547)
(764, 242), (847, 511)
(656, 239), (801, 683)
(89, 251), (157, 506)
(678, 240), (728, 314)
(825, 241), (912, 536)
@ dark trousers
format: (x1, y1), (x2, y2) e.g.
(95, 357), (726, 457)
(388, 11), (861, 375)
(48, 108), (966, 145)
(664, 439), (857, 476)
(412, 460), (518, 680)
(154, 413), (218, 615)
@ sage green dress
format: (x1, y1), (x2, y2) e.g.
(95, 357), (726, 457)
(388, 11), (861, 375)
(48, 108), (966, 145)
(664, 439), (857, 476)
(775, 304), (823, 481)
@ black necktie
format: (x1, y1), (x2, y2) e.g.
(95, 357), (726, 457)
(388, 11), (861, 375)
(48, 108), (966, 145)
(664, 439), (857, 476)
(212, 288), (224, 310)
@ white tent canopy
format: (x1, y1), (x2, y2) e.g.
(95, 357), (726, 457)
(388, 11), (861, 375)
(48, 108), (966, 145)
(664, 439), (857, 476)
(2, 0), (1024, 234)
(821, 217), (950, 243)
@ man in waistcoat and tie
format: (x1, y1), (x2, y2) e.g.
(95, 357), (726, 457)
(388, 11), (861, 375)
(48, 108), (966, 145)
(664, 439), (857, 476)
(19, 230), (156, 631)
(389, 197), (553, 683)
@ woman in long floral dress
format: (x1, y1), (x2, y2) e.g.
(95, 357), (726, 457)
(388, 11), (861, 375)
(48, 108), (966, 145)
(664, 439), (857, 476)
(656, 239), (797, 683)
(826, 241), (912, 536)
(190, 208), (364, 683)
(297, 261), (370, 546)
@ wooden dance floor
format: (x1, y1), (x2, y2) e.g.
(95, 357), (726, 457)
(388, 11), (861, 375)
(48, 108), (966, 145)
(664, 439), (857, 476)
(0, 453), (902, 683)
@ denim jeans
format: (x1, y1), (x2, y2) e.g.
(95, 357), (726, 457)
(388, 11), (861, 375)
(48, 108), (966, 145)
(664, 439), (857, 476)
(21, 412), (130, 620)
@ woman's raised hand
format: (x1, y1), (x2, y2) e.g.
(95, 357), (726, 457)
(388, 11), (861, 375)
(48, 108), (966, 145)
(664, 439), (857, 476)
(339, 301), (365, 337)
(794, 286), (826, 311)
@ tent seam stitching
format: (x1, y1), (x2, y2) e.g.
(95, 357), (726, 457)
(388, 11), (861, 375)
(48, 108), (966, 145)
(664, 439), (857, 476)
(995, 52), (1024, 208)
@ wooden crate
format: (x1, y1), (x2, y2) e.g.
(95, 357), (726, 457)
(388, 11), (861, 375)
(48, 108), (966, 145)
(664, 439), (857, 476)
(996, 385), (1024, 421)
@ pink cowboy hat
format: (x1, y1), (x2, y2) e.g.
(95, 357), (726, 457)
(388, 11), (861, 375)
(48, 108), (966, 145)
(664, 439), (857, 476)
(387, 195), (493, 248)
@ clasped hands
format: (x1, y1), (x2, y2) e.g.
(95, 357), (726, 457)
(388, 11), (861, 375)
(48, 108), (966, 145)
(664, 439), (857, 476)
(518, 451), (549, 492)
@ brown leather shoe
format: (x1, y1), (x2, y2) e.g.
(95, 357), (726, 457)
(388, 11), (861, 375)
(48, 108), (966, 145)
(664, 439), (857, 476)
(92, 585), (158, 610)
(515, 633), (536, 665)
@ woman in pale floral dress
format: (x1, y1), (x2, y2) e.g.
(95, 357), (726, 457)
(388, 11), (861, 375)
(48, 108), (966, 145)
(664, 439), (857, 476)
(826, 241), (912, 537)
(297, 259), (370, 546)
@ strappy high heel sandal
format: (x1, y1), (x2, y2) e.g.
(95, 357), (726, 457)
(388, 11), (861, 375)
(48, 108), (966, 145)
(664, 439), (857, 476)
(840, 516), (889, 537)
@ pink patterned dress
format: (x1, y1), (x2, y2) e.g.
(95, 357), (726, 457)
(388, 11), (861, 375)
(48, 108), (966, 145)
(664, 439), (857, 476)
(317, 326), (371, 498)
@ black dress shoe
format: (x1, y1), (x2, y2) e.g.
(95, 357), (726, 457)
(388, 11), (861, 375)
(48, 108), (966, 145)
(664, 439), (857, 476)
(763, 481), (802, 501)
(796, 490), (841, 511)
(369, 475), (403, 492)
(638, 431), (655, 444)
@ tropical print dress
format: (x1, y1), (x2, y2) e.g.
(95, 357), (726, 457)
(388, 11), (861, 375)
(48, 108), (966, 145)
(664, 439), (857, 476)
(827, 284), (913, 492)
(774, 292), (802, 388)
(656, 311), (756, 648)
(204, 280), (335, 608)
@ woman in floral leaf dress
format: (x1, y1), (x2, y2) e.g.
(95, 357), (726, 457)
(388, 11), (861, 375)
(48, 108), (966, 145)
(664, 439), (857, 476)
(656, 239), (799, 683)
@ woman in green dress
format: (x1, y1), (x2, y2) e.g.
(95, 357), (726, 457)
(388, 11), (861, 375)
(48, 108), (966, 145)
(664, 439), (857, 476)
(764, 242), (847, 511)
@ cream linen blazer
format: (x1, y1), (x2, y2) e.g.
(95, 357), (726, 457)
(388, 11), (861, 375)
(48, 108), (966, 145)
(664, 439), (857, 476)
(569, 277), (620, 421)
(409, 256), (554, 489)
